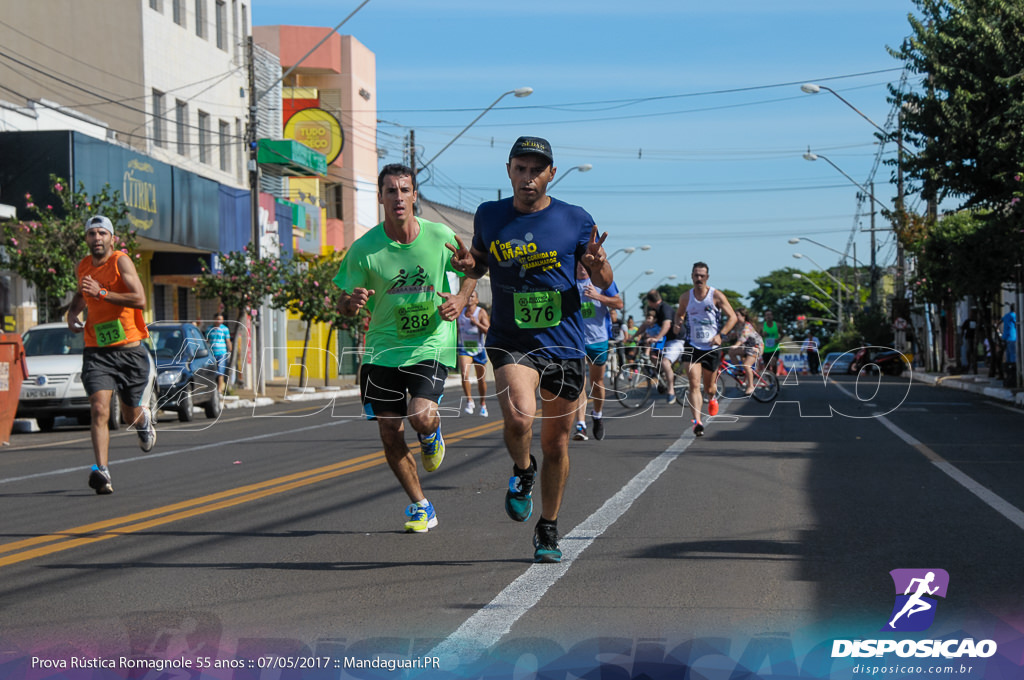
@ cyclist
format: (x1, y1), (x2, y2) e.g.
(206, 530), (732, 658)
(727, 308), (764, 395)
(672, 262), (737, 437)
(644, 289), (678, 403)
(572, 261), (622, 441)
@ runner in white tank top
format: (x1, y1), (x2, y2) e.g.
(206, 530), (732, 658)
(671, 262), (737, 437)
(456, 290), (490, 415)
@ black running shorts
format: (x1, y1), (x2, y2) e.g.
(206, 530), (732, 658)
(487, 347), (587, 402)
(359, 361), (448, 418)
(82, 344), (154, 407)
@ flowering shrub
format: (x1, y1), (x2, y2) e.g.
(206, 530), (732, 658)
(1, 175), (138, 321)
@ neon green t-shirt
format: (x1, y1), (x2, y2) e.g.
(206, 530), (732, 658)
(333, 218), (462, 368)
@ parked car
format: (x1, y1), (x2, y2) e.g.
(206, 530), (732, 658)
(149, 322), (222, 422)
(821, 351), (855, 376)
(17, 322), (155, 431)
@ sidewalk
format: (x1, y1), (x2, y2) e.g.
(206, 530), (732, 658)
(230, 371), (1023, 410)
(908, 369), (1023, 407)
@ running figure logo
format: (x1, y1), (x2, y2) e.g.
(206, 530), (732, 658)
(883, 569), (949, 632)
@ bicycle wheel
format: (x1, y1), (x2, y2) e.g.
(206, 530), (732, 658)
(750, 369), (780, 402)
(672, 369), (689, 405)
(614, 363), (656, 408)
(714, 368), (740, 399)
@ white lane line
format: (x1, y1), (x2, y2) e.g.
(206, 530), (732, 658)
(0, 419), (354, 486)
(430, 431), (696, 665)
(832, 381), (1024, 532)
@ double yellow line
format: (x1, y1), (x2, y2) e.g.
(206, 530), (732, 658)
(0, 418), (505, 568)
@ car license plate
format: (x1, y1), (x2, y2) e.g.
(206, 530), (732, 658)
(23, 388), (57, 399)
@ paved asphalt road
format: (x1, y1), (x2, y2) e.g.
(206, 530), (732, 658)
(1, 373), (1022, 678)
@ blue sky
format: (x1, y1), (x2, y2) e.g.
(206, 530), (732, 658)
(253, 0), (927, 317)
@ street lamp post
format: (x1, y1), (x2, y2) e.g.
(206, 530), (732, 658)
(608, 244), (651, 267)
(620, 269), (655, 318)
(417, 87), (534, 174)
(803, 150), (888, 306)
(793, 272), (843, 334)
(548, 163), (593, 189)
(790, 236), (862, 303)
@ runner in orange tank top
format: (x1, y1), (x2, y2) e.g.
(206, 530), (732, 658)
(66, 216), (157, 495)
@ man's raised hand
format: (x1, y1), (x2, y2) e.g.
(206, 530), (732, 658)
(446, 235), (476, 274)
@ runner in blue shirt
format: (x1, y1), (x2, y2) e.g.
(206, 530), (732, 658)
(571, 261), (621, 442)
(448, 136), (613, 563)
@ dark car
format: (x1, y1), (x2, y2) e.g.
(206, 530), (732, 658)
(149, 322), (222, 422)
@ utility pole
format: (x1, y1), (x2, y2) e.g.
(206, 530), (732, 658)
(865, 182), (879, 309)
(246, 35), (264, 396)
(409, 130), (416, 176)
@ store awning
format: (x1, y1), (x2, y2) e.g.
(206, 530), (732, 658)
(256, 139), (327, 178)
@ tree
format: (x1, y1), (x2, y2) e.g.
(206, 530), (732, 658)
(888, 0), (1024, 290)
(890, 0), (1024, 211)
(272, 250), (362, 388)
(194, 243), (290, 382)
(1, 175), (138, 322)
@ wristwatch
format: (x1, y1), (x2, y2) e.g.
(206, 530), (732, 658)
(98, 288), (108, 298)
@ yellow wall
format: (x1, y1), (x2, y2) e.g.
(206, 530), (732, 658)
(284, 311), (339, 382)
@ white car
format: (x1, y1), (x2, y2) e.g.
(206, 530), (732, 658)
(17, 322), (155, 431)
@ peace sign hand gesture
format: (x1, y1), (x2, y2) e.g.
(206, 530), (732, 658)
(446, 235), (476, 274)
(580, 225), (609, 271)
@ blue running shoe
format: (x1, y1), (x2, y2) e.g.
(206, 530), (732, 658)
(404, 501), (438, 533)
(504, 455), (536, 522)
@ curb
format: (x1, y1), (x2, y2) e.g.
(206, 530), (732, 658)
(908, 370), (1022, 407)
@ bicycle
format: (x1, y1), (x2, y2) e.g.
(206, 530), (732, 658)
(714, 353), (780, 403)
(612, 350), (687, 408)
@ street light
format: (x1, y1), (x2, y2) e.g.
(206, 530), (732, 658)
(548, 163), (593, 189)
(790, 236), (862, 308)
(800, 83), (888, 136)
(793, 272), (843, 333)
(792, 252), (852, 295)
(802, 150), (888, 211)
(417, 87), (534, 173)
(621, 269), (655, 317)
(655, 274), (678, 287)
(800, 83), (918, 159)
(608, 244), (651, 267)
(801, 294), (838, 319)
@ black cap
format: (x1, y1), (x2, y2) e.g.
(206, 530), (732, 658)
(508, 136), (553, 164)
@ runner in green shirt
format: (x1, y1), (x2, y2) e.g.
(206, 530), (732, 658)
(333, 164), (475, 533)
(762, 309), (781, 372)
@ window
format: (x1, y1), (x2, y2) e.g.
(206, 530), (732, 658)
(195, 0), (206, 38)
(235, 118), (244, 180)
(172, 0), (185, 26)
(219, 120), (231, 171)
(231, 0), (239, 61)
(326, 184), (344, 220)
(215, 0), (226, 50)
(198, 111), (211, 164)
(152, 90), (166, 148)
(176, 100), (189, 156)
(240, 4), (247, 39)
(149, 0), (162, 11)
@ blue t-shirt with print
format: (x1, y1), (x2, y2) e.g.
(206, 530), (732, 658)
(473, 197), (594, 359)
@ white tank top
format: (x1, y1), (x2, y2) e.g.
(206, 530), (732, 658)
(458, 306), (484, 348)
(685, 286), (722, 350)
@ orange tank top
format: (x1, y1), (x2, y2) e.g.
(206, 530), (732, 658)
(77, 251), (149, 348)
